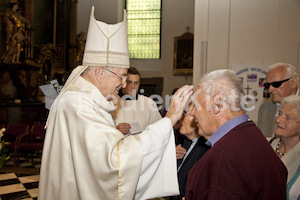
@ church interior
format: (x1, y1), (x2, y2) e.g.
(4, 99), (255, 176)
(0, 0), (299, 199)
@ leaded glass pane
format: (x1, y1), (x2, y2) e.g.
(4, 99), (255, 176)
(126, 0), (161, 59)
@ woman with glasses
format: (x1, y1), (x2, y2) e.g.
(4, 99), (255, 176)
(270, 95), (300, 200)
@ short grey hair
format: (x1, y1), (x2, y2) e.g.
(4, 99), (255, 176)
(198, 69), (244, 109)
(281, 95), (300, 116)
(268, 62), (299, 84)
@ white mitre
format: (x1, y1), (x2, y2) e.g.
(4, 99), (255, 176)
(45, 6), (129, 121)
(83, 6), (129, 68)
(58, 6), (129, 97)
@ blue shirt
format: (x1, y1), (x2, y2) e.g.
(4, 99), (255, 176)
(205, 114), (250, 147)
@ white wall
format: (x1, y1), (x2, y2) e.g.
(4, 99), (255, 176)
(193, 0), (300, 122)
(77, 0), (195, 99)
(194, 0), (300, 83)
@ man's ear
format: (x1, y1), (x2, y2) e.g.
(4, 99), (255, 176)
(212, 95), (223, 114)
(212, 104), (221, 114)
(96, 67), (103, 76)
(291, 77), (299, 89)
(95, 67), (103, 83)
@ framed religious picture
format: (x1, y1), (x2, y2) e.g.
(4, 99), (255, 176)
(173, 31), (194, 75)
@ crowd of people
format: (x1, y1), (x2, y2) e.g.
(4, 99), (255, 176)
(37, 6), (299, 200)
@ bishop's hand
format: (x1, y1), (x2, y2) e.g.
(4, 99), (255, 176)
(165, 85), (193, 126)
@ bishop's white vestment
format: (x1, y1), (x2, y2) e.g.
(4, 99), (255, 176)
(38, 75), (179, 200)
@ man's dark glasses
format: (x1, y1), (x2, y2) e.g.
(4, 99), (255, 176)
(264, 77), (292, 89)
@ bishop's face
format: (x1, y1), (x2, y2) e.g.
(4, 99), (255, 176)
(100, 67), (128, 100)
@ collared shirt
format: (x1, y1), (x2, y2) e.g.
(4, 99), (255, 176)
(177, 137), (199, 172)
(205, 114), (250, 147)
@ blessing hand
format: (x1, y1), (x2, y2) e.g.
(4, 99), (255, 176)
(165, 85), (193, 126)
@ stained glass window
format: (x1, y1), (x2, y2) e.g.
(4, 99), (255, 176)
(126, 0), (161, 59)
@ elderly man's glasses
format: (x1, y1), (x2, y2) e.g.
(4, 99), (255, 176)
(103, 67), (127, 84)
(183, 110), (193, 117)
(263, 78), (292, 89)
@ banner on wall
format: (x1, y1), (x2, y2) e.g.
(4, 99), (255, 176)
(232, 63), (271, 124)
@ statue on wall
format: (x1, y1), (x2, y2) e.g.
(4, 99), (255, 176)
(36, 43), (59, 65)
(2, 25), (27, 64)
(0, 3), (31, 64)
(35, 43), (60, 81)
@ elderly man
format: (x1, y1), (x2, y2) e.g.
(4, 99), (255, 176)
(185, 69), (287, 200)
(111, 67), (162, 134)
(258, 63), (299, 137)
(38, 6), (193, 200)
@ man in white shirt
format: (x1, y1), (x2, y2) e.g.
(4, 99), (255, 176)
(111, 67), (162, 135)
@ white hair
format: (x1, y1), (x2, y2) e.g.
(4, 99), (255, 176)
(281, 95), (300, 116)
(198, 69), (244, 109)
(268, 63), (299, 84)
